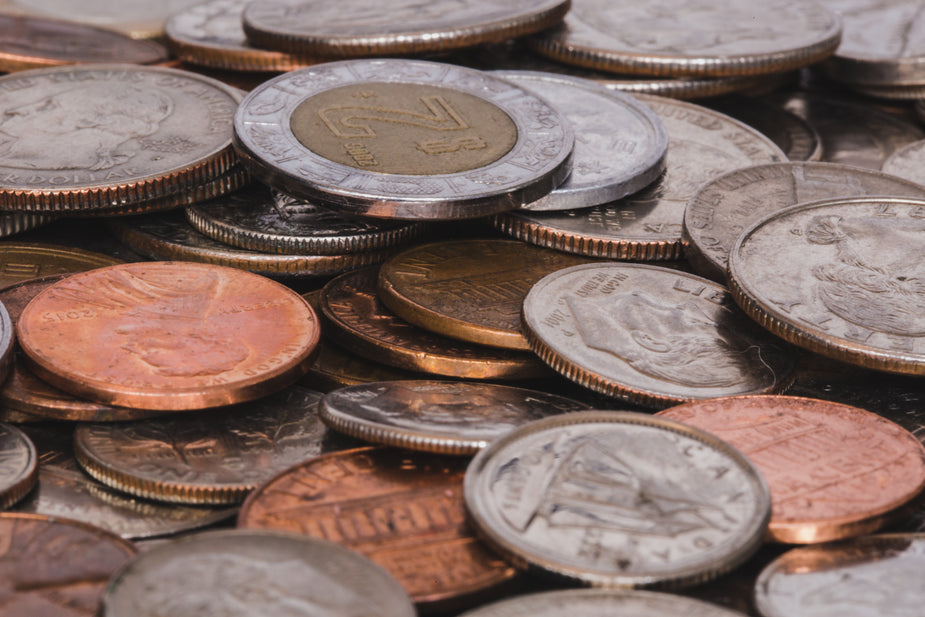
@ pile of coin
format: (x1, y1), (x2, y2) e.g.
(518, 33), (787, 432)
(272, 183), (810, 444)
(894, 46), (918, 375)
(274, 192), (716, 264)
(2, 1), (925, 616)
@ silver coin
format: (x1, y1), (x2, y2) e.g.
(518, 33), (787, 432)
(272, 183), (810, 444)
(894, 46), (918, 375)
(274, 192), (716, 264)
(882, 139), (925, 187)
(707, 95), (822, 162)
(0, 212), (53, 238)
(463, 411), (771, 588)
(102, 529), (417, 617)
(233, 59), (574, 221)
(0, 423), (37, 509)
(0, 300), (11, 386)
(492, 71), (667, 211)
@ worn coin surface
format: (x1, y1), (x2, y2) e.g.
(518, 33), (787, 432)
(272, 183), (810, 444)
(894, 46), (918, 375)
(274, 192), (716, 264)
(233, 59), (573, 220)
(0, 243), (122, 288)
(728, 197), (925, 374)
(319, 380), (589, 455)
(17, 261), (321, 410)
(102, 529), (416, 617)
(707, 96), (822, 162)
(464, 411), (771, 588)
(881, 139), (925, 186)
(239, 446), (517, 611)
(522, 263), (798, 407)
(0, 423), (37, 509)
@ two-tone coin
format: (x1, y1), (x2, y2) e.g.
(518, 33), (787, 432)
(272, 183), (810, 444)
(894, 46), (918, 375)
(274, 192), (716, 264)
(0, 423), (37, 509)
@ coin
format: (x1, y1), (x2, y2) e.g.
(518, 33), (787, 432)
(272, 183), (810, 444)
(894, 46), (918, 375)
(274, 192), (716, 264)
(528, 0), (842, 77)
(319, 380), (589, 455)
(0, 211), (53, 238)
(522, 263), (798, 407)
(0, 423), (37, 509)
(683, 162), (925, 281)
(882, 139), (925, 186)
(302, 339), (425, 392)
(0, 242), (122, 288)
(17, 261), (321, 410)
(492, 71), (668, 211)
(239, 446), (517, 611)
(241, 0), (569, 57)
(707, 95), (823, 162)
(464, 411), (771, 588)
(0, 299), (11, 386)
(727, 197), (925, 375)
(378, 239), (592, 350)
(233, 59), (574, 220)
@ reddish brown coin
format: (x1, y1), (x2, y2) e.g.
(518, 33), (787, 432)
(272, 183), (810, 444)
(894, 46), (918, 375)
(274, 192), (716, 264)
(16, 262), (320, 411)
(238, 446), (517, 613)
(657, 395), (925, 543)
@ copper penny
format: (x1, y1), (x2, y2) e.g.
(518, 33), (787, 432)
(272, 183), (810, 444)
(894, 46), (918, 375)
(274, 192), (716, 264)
(0, 243), (122, 289)
(238, 446), (517, 612)
(658, 395), (925, 543)
(302, 339), (424, 392)
(16, 261), (321, 411)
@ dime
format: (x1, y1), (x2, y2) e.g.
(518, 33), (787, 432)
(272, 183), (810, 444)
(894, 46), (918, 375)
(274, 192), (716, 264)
(492, 71), (667, 211)
(233, 59), (574, 220)
(241, 0), (569, 57)
(494, 94), (786, 260)
(0, 299), (11, 386)
(727, 197), (925, 375)
(882, 139), (925, 186)
(0, 423), (37, 509)
(319, 380), (589, 455)
(0, 242), (121, 288)
(707, 96), (822, 162)
(521, 263), (798, 407)
(528, 0), (842, 77)
(463, 411), (771, 588)
(683, 162), (925, 281)
(239, 446), (517, 611)
(16, 261), (321, 410)
(658, 396), (925, 543)
(378, 239), (592, 350)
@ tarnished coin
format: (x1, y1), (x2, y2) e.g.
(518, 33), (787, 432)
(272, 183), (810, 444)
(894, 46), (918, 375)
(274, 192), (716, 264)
(0, 65), (243, 213)
(0, 423), (37, 509)
(17, 261), (320, 410)
(320, 268), (551, 380)
(378, 239), (592, 350)
(658, 396), (925, 543)
(493, 71), (667, 211)
(464, 411), (771, 588)
(0, 299), (11, 386)
(233, 59), (573, 221)
(494, 94), (785, 260)
(755, 534), (925, 617)
(522, 263), (798, 407)
(707, 96), (822, 162)
(728, 197), (925, 375)
(102, 529), (416, 617)
(0, 243), (121, 288)
(73, 386), (351, 505)
(683, 162), (925, 281)
(882, 139), (925, 186)
(242, 0), (569, 57)
(528, 0), (842, 77)
(0, 512), (136, 616)
(239, 446), (517, 611)
(302, 340), (425, 392)
(319, 380), (589, 455)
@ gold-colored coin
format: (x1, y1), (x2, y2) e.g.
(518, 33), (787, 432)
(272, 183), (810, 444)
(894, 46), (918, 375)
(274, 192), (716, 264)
(0, 243), (122, 288)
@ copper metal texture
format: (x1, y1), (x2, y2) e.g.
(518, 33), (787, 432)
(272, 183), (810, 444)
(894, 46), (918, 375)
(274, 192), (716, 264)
(320, 267), (552, 380)
(521, 262), (798, 407)
(238, 446), (518, 612)
(301, 340), (424, 392)
(0, 423), (37, 509)
(0, 512), (136, 616)
(0, 299), (11, 386)
(728, 197), (925, 375)
(0, 243), (122, 288)
(881, 139), (925, 186)
(241, 0), (569, 57)
(233, 59), (574, 221)
(16, 261), (321, 410)
(755, 534), (925, 617)
(707, 95), (822, 162)
(493, 93), (786, 260)
(464, 411), (771, 588)
(683, 162), (925, 281)
(528, 0), (842, 77)
(378, 239), (592, 350)
(659, 396), (925, 543)
(319, 380), (589, 455)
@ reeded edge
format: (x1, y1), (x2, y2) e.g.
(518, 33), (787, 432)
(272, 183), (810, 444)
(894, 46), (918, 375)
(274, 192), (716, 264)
(0, 423), (38, 510)
(0, 211), (54, 238)
(821, 54), (925, 87)
(463, 410), (772, 589)
(601, 72), (793, 100)
(843, 82), (925, 101)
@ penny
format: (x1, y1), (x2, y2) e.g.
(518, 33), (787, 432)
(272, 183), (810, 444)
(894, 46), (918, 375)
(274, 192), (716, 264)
(233, 59), (573, 221)
(528, 0), (842, 77)
(521, 263), (798, 407)
(683, 162), (925, 281)
(0, 423), (37, 509)
(0, 512), (137, 616)
(707, 96), (822, 162)
(302, 339), (425, 392)
(241, 0), (569, 57)
(320, 267), (551, 380)
(492, 71), (668, 211)
(882, 139), (925, 186)
(378, 239), (592, 350)
(319, 380), (589, 455)
(493, 93), (786, 260)
(0, 243), (122, 288)
(16, 261), (321, 410)
(728, 197), (925, 375)
(239, 446), (517, 611)
(659, 396), (925, 543)
(464, 411), (771, 588)
(755, 534), (925, 617)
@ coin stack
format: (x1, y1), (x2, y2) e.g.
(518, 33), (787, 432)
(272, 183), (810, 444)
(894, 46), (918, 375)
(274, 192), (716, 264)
(2, 1), (925, 616)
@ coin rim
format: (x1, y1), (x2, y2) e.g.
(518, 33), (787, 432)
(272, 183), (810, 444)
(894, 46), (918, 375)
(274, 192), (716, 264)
(0, 423), (38, 510)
